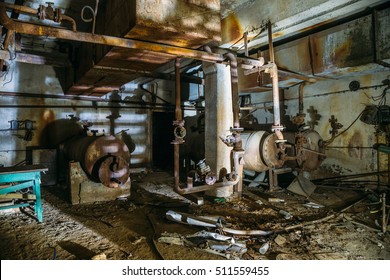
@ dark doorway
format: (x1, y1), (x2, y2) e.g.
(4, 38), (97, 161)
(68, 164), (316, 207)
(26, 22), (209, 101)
(152, 112), (174, 170)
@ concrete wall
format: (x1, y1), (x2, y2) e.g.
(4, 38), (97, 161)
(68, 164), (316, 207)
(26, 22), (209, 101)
(0, 63), (152, 170)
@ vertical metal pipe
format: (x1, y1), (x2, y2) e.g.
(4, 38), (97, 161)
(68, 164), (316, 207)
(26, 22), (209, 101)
(175, 58), (182, 121)
(174, 58), (181, 191)
(299, 83), (305, 115)
(268, 21), (275, 63)
(223, 53), (240, 129)
(271, 64), (281, 127)
(382, 193), (387, 233)
(268, 21), (282, 130)
(244, 32), (249, 57)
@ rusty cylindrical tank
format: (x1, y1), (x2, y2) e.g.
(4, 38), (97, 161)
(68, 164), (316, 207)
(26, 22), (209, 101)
(64, 135), (131, 188)
(241, 131), (285, 172)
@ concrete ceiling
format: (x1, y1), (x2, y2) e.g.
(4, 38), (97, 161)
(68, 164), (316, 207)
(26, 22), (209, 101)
(1, 0), (389, 96)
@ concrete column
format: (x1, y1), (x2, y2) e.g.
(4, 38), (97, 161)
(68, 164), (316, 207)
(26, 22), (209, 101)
(203, 62), (233, 197)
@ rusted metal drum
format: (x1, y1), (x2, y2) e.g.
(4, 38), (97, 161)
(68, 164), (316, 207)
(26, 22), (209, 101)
(241, 131), (269, 172)
(64, 135), (130, 188)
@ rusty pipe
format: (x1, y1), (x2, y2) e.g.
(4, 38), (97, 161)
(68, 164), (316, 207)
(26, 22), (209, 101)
(298, 82), (305, 115)
(0, 6), (224, 63)
(174, 58), (182, 192)
(267, 21), (283, 138)
(271, 63), (281, 128)
(223, 52), (240, 129)
(177, 175), (240, 195)
(61, 14), (77, 32)
(0, 2), (77, 31)
(175, 59), (182, 122)
(244, 32), (249, 57)
(1, 2), (37, 15)
(268, 21), (275, 63)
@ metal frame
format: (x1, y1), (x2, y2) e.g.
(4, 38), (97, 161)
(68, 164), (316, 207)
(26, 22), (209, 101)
(0, 165), (47, 222)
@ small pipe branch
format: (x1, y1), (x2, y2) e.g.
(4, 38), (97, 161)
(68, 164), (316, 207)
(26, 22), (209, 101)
(177, 175), (240, 195)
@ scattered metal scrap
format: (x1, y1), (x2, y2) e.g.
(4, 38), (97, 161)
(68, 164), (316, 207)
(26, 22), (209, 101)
(166, 196), (368, 238)
(166, 210), (272, 236)
(157, 230), (247, 259)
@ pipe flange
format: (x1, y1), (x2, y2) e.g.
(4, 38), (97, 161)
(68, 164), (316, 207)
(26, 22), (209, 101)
(262, 133), (284, 168)
(98, 155), (130, 188)
(174, 126), (186, 139)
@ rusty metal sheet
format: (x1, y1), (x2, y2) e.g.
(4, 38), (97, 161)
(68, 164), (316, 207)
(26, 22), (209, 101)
(98, 47), (176, 72)
(67, 68), (139, 96)
(274, 37), (312, 76)
(375, 7), (390, 65)
(310, 15), (375, 76)
(238, 49), (308, 92)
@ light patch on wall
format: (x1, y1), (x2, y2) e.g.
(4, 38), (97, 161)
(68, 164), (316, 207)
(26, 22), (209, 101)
(131, 144), (146, 156)
(78, 112), (109, 122)
(130, 158), (145, 164)
(44, 76), (61, 90)
(116, 113), (148, 123)
(119, 126), (145, 135)
(42, 110), (55, 122)
(1, 61), (19, 92)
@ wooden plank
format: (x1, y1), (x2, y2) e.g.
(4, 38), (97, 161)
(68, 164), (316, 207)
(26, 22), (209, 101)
(0, 193), (36, 200)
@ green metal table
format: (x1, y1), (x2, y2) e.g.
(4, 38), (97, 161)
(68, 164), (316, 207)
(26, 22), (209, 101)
(0, 165), (48, 222)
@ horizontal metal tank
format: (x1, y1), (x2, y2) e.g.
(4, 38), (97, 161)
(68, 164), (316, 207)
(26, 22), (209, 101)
(64, 135), (131, 188)
(241, 131), (285, 172)
(241, 129), (325, 172)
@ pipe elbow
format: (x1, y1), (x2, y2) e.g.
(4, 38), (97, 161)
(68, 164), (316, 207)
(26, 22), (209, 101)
(223, 52), (237, 67)
(203, 45), (212, 54)
(0, 6), (15, 30)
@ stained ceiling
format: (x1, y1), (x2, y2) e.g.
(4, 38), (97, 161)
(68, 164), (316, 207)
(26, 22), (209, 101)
(1, 0), (389, 96)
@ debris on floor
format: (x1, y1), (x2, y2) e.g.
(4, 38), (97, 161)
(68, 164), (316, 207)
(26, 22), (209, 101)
(0, 171), (389, 260)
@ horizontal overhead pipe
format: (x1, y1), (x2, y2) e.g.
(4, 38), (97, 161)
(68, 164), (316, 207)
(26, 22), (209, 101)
(0, 6), (262, 68)
(94, 65), (203, 85)
(0, 6), (224, 63)
(0, 91), (204, 111)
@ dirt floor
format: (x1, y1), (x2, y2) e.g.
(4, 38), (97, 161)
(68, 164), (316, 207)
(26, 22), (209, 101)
(0, 171), (389, 260)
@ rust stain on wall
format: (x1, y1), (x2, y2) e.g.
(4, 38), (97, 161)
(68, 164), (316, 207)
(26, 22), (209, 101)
(42, 109), (55, 123)
(221, 13), (242, 45)
(348, 131), (363, 159)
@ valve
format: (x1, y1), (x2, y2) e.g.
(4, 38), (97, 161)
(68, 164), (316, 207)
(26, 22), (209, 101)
(38, 2), (61, 22)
